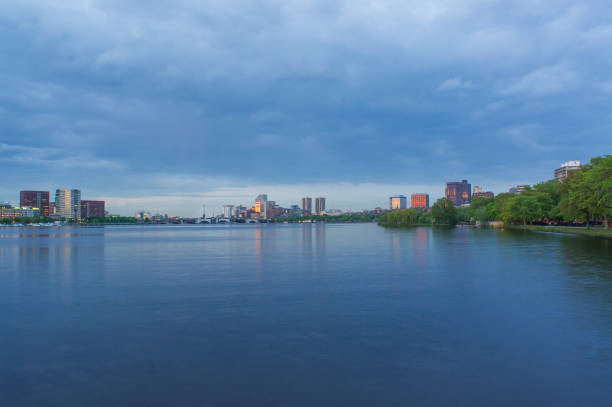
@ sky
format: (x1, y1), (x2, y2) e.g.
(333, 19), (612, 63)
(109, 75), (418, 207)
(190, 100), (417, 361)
(1, 0), (611, 216)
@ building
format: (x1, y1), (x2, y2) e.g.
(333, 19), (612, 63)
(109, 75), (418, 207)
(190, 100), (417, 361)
(554, 161), (581, 181)
(445, 180), (471, 206)
(251, 194), (268, 216)
(302, 197), (312, 215)
(472, 186), (494, 199)
(233, 205), (247, 217)
(223, 205), (234, 218)
(19, 207), (40, 218)
(81, 200), (105, 218)
(315, 197), (326, 215)
(20, 191), (50, 217)
(0, 205), (40, 219)
(509, 185), (529, 194)
(389, 195), (407, 210)
(411, 193), (429, 209)
(49, 202), (55, 216)
(55, 189), (81, 219)
(472, 191), (494, 199)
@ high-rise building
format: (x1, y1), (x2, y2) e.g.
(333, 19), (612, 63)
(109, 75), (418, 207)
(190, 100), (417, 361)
(20, 191), (50, 217)
(445, 180), (471, 206)
(301, 197), (312, 215)
(472, 186), (483, 194)
(389, 195), (407, 210)
(223, 205), (234, 218)
(315, 197), (326, 215)
(252, 194), (268, 215)
(411, 193), (429, 209)
(55, 189), (81, 219)
(554, 161), (581, 181)
(81, 200), (105, 218)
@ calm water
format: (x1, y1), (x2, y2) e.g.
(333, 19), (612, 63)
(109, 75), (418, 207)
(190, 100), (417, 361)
(0, 223), (611, 406)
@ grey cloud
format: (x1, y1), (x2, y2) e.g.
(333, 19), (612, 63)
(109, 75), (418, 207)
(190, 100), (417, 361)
(1, 0), (612, 214)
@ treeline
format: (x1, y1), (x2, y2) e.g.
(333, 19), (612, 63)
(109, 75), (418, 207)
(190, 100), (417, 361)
(377, 199), (457, 226)
(379, 155), (611, 229)
(462, 155), (610, 228)
(272, 214), (377, 223)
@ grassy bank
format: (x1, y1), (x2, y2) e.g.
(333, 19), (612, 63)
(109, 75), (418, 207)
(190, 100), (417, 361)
(506, 225), (612, 239)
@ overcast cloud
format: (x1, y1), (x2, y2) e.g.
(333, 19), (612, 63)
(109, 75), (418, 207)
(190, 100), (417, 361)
(1, 0), (611, 215)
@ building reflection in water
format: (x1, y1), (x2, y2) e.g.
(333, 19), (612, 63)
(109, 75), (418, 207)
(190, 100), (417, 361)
(315, 224), (326, 257)
(389, 227), (431, 272)
(412, 227), (430, 270)
(13, 227), (107, 290)
(302, 224), (312, 256)
(254, 227), (263, 276)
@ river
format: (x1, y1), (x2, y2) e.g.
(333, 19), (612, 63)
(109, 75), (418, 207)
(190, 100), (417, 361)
(1, 223), (611, 406)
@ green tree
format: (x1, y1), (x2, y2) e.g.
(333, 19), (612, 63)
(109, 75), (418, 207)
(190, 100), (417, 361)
(377, 209), (420, 227)
(586, 155), (612, 228)
(431, 198), (458, 226)
(507, 194), (543, 225)
(560, 167), (596, 227)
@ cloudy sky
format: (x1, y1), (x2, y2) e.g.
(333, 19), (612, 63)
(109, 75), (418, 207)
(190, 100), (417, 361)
(1, 0), (611, 215)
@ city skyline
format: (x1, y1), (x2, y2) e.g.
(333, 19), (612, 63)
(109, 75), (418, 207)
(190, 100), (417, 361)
(0, 163), (573, 217)
(1, 2), (611, 216)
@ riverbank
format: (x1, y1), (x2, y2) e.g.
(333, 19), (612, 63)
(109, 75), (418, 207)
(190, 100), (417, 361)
(506, 225), (612, 239)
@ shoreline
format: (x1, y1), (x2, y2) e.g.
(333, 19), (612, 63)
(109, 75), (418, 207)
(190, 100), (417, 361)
(506, 225), (612, 239)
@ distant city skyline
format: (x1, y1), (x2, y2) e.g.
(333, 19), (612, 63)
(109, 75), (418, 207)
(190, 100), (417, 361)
(0, 167), (575, 216)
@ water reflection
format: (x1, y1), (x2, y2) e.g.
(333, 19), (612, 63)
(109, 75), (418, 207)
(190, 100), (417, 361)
(315, 224), (326, 257)
(302, 224), (312, 256)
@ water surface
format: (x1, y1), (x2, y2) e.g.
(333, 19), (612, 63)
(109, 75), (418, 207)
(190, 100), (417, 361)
(1, 223), (611, 406)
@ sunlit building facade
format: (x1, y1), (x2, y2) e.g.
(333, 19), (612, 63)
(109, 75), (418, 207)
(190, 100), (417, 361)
(389, 195), (407, 210)
(411, 193), (429, 209)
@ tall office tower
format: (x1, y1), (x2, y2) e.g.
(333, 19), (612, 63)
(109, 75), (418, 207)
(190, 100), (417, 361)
(81, 200), (105, 218)
(411, 193), (429, 209)
(55, 189), (81, 219)
(389, 195), (407, 210)
(20, 191), (50, 217)
(301, 197), (312, 214)
(253, 194), (268, 214)
(554, 161), (581, 181)
(445, 180), (471, 206)
(315, 197), (326, 215)
(223, 205), (234, 218)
